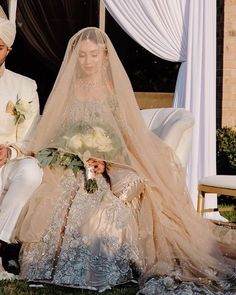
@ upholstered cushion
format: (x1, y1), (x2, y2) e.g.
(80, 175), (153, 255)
(199, 175), (236, 189)
(141, 108), (194, 168)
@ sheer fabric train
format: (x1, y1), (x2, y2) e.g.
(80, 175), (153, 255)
(16, 27), (236, 293)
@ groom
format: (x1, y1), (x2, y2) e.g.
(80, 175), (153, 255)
(0, 3), (43, 275)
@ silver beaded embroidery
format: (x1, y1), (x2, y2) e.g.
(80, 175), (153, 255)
(20, 170), (142, 291)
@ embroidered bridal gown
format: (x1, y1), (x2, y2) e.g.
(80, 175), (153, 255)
(16, 27), (236, 294)
(19, 95), (146, 290)
(20, 166), (144, 291)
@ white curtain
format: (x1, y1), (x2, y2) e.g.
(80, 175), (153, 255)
(103, 0), (217, 210)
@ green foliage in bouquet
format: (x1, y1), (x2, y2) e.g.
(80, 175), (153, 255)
(217, 127), (236, 174)
(37, 148), (84, 176)
(36, 148), (98, 193)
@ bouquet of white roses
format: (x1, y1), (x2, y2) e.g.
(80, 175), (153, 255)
(37, 124), (121, 194)
(65, 126), (114, 154)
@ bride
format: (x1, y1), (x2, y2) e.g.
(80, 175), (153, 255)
(16, 27), (235, 294)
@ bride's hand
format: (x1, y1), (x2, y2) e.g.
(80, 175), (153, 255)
(86, 159), (105, 176)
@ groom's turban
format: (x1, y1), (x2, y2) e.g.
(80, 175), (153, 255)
(0, 1), (17, 48)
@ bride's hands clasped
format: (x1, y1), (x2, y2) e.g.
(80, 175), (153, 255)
(86, 158), (105, 176)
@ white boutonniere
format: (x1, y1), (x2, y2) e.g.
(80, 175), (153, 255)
(6, 97), (32, 125)
(6, 97), (32, 141)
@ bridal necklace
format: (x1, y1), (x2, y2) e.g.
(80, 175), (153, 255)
(78, 78), (102, 91)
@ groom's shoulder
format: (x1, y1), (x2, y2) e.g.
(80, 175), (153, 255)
(5, 69), (37, 89)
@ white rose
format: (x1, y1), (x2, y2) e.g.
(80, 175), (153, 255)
(67, 134), (83, 152)
(94, 134), (112, 147)
(16, 100), (31, 115)
(78, 127), (114, 153)
(97, 143), (114, 152)
(93, 131), (114, 152)
(82, 133), (97, 148)
(93, 127), (106, 137)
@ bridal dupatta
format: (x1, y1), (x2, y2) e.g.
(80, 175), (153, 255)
(17, 27), (236, 289)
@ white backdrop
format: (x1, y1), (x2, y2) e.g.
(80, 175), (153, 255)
(103, 0), (218, 214)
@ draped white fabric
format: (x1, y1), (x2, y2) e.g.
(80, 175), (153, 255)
(103, 0), (217, 209)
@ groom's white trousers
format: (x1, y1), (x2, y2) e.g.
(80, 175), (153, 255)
(0, 158), (43, 243)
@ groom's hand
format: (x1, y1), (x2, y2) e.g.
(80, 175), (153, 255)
(0, 144), (11, 167)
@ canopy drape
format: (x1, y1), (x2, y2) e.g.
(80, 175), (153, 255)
(17, 0), (99, 69)
(103, 0), (217, 209)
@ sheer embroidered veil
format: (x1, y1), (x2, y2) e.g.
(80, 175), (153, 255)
(18, 27), (236, 287)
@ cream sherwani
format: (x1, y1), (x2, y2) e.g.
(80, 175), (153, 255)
(0, 65), (43, 243)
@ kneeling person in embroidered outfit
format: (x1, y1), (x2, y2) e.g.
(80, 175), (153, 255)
(0, 3), (43, 275)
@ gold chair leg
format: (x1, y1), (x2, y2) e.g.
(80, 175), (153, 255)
(197, 190), (205, 215)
